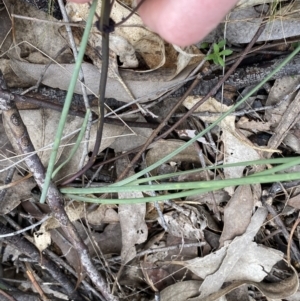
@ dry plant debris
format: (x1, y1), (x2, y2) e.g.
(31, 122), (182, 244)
(1, 0), (300, 300)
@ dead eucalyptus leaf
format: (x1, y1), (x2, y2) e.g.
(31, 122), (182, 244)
(185, 207), (289, 300)
(188, 264), (298, 301)
(0, 173), (36, 215)
(158, 209), (207, 240)
(87, 205), (119, 225)
(11, 60), (192, 103)
(264, 76), (300, 125)
(219, 185), (254, 247)
(160, 280), (202, 301)
(226, 2), (300, 44)
(171, 45), (204, 80)
(288, 194), (300, 209)
(109, 114), (153, 152)
(3, 0), (70, 61)
(236, 117), (272, 132)
(146, 140), (200, 176)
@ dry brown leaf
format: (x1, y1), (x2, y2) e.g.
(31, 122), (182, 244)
(146, 140), (200, 176)
(266, 89), (300, 157)
(0, 173), (36, 215)
(219, 185), (254, 247)
(33, 223), (51, 252)
(109, 114), (153, 152)
(11, 60), (193, 103)
(0, 58), (34, 88)
(189, 264), (298, 301)
(225, 1), (300, 44)
(283, 132), (300, 154)
(169, 45), (205, 80)
(158, 209), (206, 240)
(288, 194), (300, 209)
(3, 0), (71, 61)
(236, 117), (272, 132)
(3, 108), (125, 182)
(87, 205), (119, 225)
(160, 280), (202, 301)
(186, 207), (289, 300)
(264, 76), (300, 125)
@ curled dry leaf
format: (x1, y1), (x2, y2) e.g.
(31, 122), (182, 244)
(171, 45), (205, 80)
(66, 0), (205, 84)
(33, 223), (51, 252)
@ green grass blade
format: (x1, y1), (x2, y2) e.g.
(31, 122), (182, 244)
(61, 171), (300, 195)
(248, 157), (300, 177)
(128, 157), (297, 185)
(39, 0), (98, 203)
(64, 170), (300, 204)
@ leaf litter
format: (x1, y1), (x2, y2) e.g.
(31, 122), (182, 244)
(1, 0), (300, 300)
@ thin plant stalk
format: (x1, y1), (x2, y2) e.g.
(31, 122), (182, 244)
(40, 0), (98, 203)
(64, 169), (300, 204)
(61, 171), (300, 196)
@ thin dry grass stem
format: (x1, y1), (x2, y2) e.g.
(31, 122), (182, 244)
(24, 262), (48, 300)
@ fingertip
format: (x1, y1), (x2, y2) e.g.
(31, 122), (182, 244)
(138, 0), (238, 46)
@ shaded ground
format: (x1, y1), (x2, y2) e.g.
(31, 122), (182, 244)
(1, 0), (300, 300)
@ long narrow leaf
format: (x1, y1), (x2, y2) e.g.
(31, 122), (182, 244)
(64, 170), (300, 204)
(61, 171), (300, 195)
(40, 0), (98, 203)
(129, 157), (298, 185)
